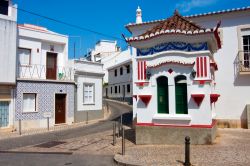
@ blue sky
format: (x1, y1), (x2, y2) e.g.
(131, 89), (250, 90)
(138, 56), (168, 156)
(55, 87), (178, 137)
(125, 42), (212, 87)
(13, 0), (250, 59)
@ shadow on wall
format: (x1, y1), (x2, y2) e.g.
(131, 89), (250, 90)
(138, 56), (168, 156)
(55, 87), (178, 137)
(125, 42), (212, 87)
(234, 75), (250, 86)
(240, 105), (248, 128)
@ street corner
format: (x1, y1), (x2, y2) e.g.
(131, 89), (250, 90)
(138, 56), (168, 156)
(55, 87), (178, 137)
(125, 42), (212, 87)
(114, 153), (142, 166)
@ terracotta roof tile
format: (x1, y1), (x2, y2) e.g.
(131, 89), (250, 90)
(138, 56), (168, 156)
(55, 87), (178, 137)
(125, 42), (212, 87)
(140, 10), (205, 37)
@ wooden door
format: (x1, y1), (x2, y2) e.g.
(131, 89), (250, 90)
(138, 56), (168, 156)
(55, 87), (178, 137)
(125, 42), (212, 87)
(157, 76), (169, 114)
(55, 94), (66, 124)
(46, 52), (57, 80)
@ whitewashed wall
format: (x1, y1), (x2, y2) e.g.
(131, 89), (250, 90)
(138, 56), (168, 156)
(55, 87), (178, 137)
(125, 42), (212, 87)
(0, 3), (17, 129)
(133, 50), (213, 125)
(71, 60), (104, 112)
(189, 11), (250, 123)
(0, 12), (17, 84)
(17, 26), (69, 80)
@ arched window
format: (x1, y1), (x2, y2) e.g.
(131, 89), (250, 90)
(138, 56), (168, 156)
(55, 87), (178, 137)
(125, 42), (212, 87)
(157, 76), (169, 114)
(175, 75), (188, 114)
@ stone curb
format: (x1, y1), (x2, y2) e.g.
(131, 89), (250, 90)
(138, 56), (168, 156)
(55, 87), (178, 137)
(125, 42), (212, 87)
(0, 150), (73, 155)
(113, 154), (141, 166)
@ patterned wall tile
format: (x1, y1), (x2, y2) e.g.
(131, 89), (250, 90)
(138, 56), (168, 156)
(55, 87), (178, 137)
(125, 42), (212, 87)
(15, 81), (75, 121)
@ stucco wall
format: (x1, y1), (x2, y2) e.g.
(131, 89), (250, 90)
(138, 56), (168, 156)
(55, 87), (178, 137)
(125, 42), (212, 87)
(132, 49), (215, 126)
(75, 75), (103, 112)
(0, 18), (17, 84)
(189, 11), (250, 124)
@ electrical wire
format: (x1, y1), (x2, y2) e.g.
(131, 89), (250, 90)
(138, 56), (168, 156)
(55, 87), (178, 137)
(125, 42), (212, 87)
(14, 6), (125, 42)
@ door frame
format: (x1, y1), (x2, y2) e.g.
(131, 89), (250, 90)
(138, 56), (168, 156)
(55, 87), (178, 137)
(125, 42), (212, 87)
(54, 93), (67, 125)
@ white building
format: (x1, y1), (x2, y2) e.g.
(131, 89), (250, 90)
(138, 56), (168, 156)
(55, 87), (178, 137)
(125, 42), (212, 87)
(125, 8), (221, 144)
(16, 24), (74, 129)
(105, 49), (133, 103)
(0, 0), (17, 130)
(126, 6), (250, 129)
(86, 40), (134, 103)
(69, 59), (104, 123)
(186, 7), (250, 128)
(86, 40), (121, 62)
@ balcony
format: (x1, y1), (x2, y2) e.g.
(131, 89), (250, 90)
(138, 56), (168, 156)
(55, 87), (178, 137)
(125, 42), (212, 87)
(17, 64), (74, 81)
(236, 51), (250, 74)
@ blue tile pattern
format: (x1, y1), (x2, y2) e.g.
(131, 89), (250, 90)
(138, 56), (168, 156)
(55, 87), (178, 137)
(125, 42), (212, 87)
(15, 81), (74, 121)
(137, 42), (208, 56)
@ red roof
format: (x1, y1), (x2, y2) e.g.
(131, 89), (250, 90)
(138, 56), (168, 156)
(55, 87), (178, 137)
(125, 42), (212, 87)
(140, 10), (205, 37)
(125, 10), (217, 43)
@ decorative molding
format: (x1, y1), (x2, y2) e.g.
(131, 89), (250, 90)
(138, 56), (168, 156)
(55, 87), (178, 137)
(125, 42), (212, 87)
(135, 82), (149, 87)
(138, 95), (152, 106)
(210, 94), (220, 104)
(147, 60), (195, 69)
(137, 42), (208, 56)
(191, 94), (205, 106)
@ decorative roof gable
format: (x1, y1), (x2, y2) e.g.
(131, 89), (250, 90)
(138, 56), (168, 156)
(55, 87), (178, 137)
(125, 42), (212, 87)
(141, 10), (205, 37)
(125, 10), (221, 51)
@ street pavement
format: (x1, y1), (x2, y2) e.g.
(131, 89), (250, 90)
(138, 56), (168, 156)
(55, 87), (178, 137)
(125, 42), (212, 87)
(0, 153), (116, 166)
(0, 100), (132, 166)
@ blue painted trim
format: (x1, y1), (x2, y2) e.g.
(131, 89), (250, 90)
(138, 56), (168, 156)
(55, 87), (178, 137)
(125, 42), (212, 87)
(137, 42), (208, 56)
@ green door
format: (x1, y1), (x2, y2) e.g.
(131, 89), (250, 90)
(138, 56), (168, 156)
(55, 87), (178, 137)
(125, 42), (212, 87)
(175, 76), (188, 114)
(157, 76), (169, 114)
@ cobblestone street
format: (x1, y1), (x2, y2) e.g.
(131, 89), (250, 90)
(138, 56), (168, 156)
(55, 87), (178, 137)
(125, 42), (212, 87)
(4, 127), (250, 166)
(1, 101), (250, 165)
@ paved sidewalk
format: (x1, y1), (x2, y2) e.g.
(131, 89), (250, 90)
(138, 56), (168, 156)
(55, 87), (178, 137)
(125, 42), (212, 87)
(114, 128), (250, 166)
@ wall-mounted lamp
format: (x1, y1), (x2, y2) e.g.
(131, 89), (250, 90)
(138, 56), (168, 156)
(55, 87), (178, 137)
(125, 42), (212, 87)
(146, 70), (152, 80)
(50, 45), (54, 52)
(191, 69), (196, 78)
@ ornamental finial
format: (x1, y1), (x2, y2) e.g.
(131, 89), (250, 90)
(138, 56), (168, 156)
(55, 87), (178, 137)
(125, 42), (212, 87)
(136, 6), (142, 23)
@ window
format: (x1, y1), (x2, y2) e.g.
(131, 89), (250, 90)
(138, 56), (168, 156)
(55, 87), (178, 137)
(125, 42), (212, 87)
(18, 48), (31, 65)
(127, 84), (130, 93)
(0, 0), (9, 15)
(126, 65), (130, 74)
(120, 67), (123, 75)
(115, 86), (117, 94)
(111, 87), (113, 94)
(243, 35), (250, 67)
(23, 93), (37, 112)
(83, 84), (94, 104)
(114, 69), (117, 77)
(119, 86), (120, 93)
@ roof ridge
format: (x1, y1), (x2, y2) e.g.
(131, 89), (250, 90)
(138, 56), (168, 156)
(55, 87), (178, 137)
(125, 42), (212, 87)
(138, 11), (205, 37)
(126, 6), (250, 28)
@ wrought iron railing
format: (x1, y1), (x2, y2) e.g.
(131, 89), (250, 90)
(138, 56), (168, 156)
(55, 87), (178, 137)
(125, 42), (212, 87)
(17, 64), (74, 81)
(236, 51), (250, 73)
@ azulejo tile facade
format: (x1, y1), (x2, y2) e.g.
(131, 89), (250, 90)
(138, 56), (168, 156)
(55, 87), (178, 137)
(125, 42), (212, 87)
(15, 81), (74, 121)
